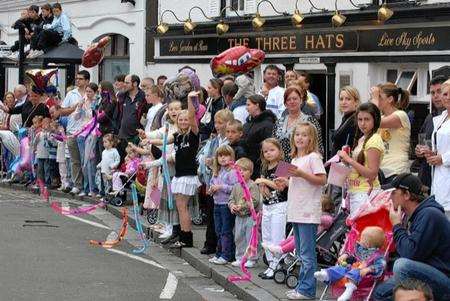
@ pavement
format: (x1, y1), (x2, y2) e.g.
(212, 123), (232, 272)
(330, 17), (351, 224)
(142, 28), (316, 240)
(0, 182), (332, 301)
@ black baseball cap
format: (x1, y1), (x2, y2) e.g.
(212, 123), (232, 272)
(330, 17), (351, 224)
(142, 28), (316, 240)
(381, 173), (423, 195)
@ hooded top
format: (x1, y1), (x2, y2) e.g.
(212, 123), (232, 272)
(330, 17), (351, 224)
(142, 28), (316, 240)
(393, 195), (450, 277)
(243, 110), (277, 178)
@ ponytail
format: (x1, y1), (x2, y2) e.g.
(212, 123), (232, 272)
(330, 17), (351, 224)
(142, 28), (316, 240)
(380, 82), (409, 110)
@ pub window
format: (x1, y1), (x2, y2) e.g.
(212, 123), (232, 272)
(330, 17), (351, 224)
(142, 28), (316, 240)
(231, 0), (245, 11)
(339, 73), (352, 89)
(395, 71), (418, 96)
(386, 69), (398, 84)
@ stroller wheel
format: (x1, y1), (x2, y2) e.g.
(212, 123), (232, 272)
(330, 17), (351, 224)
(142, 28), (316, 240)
(273, 269), (287, 284)
(146, 209), (158, 225)
(111, 197), (123, 207)
(262, 253), (269, 266)
(286, 273), (298, 289)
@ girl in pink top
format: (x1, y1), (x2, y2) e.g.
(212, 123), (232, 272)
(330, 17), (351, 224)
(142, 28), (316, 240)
(276, 121), (326, 300)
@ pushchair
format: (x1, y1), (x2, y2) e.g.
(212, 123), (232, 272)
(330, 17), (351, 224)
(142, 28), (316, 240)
(105, 168), (141, 207)
(319, 189), (395, 301)
(273, 210), (349, 289)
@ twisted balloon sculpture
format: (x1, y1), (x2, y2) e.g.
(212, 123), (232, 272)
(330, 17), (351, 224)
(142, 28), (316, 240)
(161, 123), (173, 210)
(227, 163), (261, 283)
(131, 183), (149, 254)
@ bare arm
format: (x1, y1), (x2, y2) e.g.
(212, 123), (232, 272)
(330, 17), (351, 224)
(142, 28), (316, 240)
(339, 148), (381, 181)
(187, 91), (199, 135)
(380, 113), (402, 129)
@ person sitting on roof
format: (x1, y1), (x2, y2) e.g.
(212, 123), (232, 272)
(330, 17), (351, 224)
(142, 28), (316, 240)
(29, 3), (72, 58)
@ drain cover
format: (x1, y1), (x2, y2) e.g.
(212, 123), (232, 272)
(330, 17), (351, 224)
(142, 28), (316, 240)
(23, 220), (59, 228)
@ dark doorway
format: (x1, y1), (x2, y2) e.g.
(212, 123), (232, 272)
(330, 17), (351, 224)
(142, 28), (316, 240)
(305, 71), (327, 131)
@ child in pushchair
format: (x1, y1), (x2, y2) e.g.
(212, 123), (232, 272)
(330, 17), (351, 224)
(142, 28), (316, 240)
(318, 189), (395, 301)
(107, 145), (141, 206)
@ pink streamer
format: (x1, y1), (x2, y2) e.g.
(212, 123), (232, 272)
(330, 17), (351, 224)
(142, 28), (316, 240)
(227, 163), (259, 282)
(36, 179), (49, 202)
(50, 201), (106, 216)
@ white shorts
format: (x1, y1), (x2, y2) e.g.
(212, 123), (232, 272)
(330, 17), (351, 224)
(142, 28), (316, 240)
(171, 176), (201, 196)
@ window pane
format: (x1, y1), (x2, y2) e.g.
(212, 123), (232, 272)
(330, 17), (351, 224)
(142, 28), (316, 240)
(396, 71), (415, 91)
(387, 69), (397, 83)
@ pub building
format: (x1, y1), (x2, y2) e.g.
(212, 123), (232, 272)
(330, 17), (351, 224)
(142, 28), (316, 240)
(148, 0), (450, 156)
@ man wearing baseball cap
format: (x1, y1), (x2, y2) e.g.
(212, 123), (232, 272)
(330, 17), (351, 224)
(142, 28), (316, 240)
(374, 173), (450, 301)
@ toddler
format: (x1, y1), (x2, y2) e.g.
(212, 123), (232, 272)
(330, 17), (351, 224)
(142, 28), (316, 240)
(228, 158), (260, 268)
(97, 134), (120, 194)
(314, 226), (386, 301)
(111, 145), (141, 193)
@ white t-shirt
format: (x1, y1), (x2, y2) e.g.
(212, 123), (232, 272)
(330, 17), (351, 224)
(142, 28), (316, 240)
(62, 88), (84, 135)
(287, 152), (325, 224)
(99, 148), (121, 175)
(144, 103), (163, 133)
(266, 86), (285, 119)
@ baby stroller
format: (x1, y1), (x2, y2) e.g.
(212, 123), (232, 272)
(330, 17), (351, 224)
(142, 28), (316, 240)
(319, 190), (395, 301)
(273, 210), (349, 289)
(106, 168), (141, 207)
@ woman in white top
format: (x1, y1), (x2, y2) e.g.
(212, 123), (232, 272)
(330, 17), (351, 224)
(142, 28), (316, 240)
(428, 80), (450, 217)
(144, 85), (164, 134)
(370, 82), (411, 182)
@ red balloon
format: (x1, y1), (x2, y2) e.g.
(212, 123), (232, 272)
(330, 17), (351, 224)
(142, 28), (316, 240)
(210, 46), (265, 77)
(82, 36), (111, 68)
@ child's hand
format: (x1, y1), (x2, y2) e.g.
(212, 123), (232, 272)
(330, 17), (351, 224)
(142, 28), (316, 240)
(337, 150), (352, 164)
(254, 178), (266, 185)
(136, 129), (146, 140)
(274, 177), (289, 190)
(188, 91), (200, 99)
(208, 185), (221, 194)
(288, 166), (303, 178)
(337, 254), (349, 266)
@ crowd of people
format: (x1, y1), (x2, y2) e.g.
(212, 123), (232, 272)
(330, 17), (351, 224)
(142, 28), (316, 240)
(8, 3), (72, 60)
(0, 62), (449, 300)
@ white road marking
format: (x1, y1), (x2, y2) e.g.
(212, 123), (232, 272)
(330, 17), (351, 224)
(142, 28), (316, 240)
(159, 272), (178, 300)
(106, 248), (165, 269)
(66, 215), (111, 230)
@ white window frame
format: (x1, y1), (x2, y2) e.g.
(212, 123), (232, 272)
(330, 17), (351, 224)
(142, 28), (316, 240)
(379, 63), (429, 103)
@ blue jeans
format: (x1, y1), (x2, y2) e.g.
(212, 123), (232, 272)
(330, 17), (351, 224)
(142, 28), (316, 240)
(77, 135), (97, 193)
(374, 258), (450, 301)
(293, 223), (318, 298)
(37, 158), (51, 185)
(214, 204), (235, 261)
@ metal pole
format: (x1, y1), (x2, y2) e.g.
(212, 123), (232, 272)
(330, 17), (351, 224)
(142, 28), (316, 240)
(18, 27), (25, 84)
(324, 62), (336, 161)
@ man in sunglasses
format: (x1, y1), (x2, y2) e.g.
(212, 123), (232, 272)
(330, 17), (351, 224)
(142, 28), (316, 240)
(374, 173), (450, 301)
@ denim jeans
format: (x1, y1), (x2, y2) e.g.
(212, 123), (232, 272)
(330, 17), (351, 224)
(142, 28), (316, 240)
(374, 258), (450, 301)
(214, 204), (235, 261)
(77, 135), (98, 193)
(293, 223), (318, 298)
(65, 157), (73, 188)
(37, 158), (51, 185)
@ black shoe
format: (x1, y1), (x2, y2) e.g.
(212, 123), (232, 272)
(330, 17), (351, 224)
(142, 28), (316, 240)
(260, 272), (274, 280)
(258, 271), (267, 278)
(161, 234), (179, 245)
(169, 241), (186, 249)
(200, 247), (216, 255)
(62, 187), (72, 193)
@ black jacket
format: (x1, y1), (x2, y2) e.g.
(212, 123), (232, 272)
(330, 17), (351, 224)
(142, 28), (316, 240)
(229, 141), (247, 160)
(10, 101), (50, 127)
(97, 98), (117, 135)
(243, 110), (277, 178)
(393, 195), (450, 277)
(116, 89), (149, 139)
(331, 111), (357, 156)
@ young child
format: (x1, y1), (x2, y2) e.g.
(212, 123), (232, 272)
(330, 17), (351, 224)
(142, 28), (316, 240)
(149, 91), (200, 248)
(279, 121), (326, 300)
(314, 226), (386, 301)
(197, 109), (234, 255)
(54, 123), (71, 191)
(111, 145), (141, 193)
(228, 158), (260, 268)
(255, 138), (288, 280)
(207, 145), (238, 265)
(97, 134), (120, 194)
(337, 103), (384, 216)
(263, 193), (335, 255)
(34, 117), (53, 187)
(226, 120), (246, 160)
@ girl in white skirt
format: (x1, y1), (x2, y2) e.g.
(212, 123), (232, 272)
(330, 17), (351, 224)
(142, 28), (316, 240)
(149, 92), (200, 248)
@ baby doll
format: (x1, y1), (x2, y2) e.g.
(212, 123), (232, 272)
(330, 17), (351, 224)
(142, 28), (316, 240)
(111, 145), (141, 193)
(314, 226), (386, 301)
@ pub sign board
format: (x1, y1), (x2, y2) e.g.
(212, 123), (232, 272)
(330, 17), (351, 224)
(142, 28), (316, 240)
(159, 26), (449, 57)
